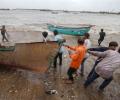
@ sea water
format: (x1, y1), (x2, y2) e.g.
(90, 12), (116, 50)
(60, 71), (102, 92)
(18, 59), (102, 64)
(0, 10), (120, 34)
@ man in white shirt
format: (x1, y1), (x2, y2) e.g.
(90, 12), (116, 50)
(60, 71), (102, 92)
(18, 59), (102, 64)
(53, 30), (65, 68)
(84, 41), (120, 91)
(42, 31), (48, 42)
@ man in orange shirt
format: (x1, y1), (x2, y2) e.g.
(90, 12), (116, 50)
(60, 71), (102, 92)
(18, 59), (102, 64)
(64, 38), (86, 83)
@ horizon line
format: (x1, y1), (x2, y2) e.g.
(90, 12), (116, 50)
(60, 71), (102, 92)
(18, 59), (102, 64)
(0, 8), (120, 13)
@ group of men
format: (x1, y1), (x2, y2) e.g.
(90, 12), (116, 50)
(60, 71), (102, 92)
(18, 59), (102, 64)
(1, 25), (120, 92)
(49, 29), (120, 92)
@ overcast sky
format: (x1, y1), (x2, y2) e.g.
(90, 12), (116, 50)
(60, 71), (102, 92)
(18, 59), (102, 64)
(0, 0), (120, 12)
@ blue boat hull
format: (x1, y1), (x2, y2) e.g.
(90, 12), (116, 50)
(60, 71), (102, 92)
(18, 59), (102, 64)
(47, 24), (92, 36)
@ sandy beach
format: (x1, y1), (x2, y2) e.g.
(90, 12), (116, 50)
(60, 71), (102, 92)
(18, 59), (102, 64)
(0, 10), (120, 100)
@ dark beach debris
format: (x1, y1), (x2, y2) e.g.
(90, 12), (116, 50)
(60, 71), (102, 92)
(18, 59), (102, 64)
(8, 90), (18, 94)
(45, 89), (58, 95)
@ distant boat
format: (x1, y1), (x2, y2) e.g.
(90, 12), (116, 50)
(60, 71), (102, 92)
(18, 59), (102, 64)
(47, 24), (92, 36)
(51, 11), (58, 14)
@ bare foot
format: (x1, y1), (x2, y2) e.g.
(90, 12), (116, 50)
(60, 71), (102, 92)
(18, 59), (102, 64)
(64, 79), (74, 84)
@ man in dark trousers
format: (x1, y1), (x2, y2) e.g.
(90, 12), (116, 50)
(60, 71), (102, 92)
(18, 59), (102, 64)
(0, 25), (9, 42)
(84, 41), (120, 91)
(53, 30), (65, 68)
(98, 29), (106, 46)
(86, 46), (108, 79)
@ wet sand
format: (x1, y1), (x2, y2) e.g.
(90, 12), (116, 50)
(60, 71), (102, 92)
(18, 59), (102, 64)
(0, 32), (120, 100)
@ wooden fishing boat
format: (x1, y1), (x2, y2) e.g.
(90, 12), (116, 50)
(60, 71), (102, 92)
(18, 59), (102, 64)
(47, 24), (92, 36)
(0, 41), (59, 73)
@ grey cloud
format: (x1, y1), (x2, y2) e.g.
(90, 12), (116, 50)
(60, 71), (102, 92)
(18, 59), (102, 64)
(0, 0), (120, 11)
